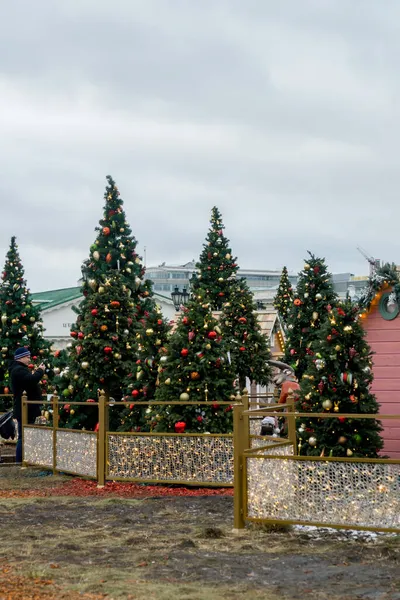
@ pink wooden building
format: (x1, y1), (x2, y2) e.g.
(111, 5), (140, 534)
(361, 286), (400, 458)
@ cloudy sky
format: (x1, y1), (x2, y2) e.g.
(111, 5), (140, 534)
(0, 0), (399, 291)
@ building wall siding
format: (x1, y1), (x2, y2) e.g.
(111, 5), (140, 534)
(364, 299), (400, 459)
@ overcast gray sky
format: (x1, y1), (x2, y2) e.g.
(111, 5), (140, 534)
(0, 0), (399, 291)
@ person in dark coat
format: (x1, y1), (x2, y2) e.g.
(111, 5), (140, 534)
(8, 347), (45, 463)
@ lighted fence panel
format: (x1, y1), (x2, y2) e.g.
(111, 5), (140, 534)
(246, 455), (400, 531)
(107, 433), (234, 484)
(23, 427), (53, 468)
(56, 430), (97, 477)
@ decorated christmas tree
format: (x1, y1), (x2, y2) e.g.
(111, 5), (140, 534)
(0, 237), (53, 399)
(152, 293), (238, 433)
(192, 207), (239, 310)
(52, 348), (69, 377)
(118, 303), (171, 432)
(221, 279), (272, 390)
(297, 299), (383, 458)
(58, 272), (140, 430)
(273, 266), (294, 326)
(58, 175), (153, 429)
(284, 252), (337, 380)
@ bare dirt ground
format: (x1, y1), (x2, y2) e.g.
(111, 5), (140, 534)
(0, 466), (399, 600)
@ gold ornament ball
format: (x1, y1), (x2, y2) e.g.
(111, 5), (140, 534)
(98, 286), (105, 294)
(308, 436), (317, 446)
(70, 409), (75, 415)
(304, 263), (310, 270)
(114, 353), (121, 359)
(338, 436), (347, 444)
(74, 374), (79, 380)
(146, 328), (154, 336)
(68, 384), (74, 392)
(165, 378), (171, 385)
(180, 392), (190, 401)
(322, 399), (333, 410)
(346, 448), (353, 457)
(218, 277), (224, 282)
(81, 361), (89, 369)
(205, 343), (211, 350)
(335, 345), (341, 352)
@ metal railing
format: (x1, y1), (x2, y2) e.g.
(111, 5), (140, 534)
(233, 401), (400, 533)
(21, 391), (250, 487)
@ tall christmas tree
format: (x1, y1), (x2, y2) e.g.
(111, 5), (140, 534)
(0, 237), (53, 397)
(58, 175), (154, 429)
(152, 293), (238, 433)
(284, 252), (337, 380)
(221, 279), (272, 390)
(297, 299), (383, 458)
(273, 266), (294, 326)
(118, 303), (171, 432)
(192, 207), (239, 310)
(59, 272), (140, 430)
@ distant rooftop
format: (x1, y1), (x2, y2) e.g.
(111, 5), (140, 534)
(32, 285), (173, 311)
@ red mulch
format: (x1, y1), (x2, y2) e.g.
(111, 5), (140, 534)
(0, 478), (234, 499)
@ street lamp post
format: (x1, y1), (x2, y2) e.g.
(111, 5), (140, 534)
(171, 286), (190, 311)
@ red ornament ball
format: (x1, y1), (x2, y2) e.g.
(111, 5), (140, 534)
(104, 346), (113, 354)
(103, 227), (110, 236)
(91, 309), (98, 316)
(70, 331), (78, 338)
(78, 332), (84, 339)
(131, 390), (139, 397)
(238, 317), (247, 324)
(239, 346), (246, 352)
(208, 331), (217, 339)
(181, 348), (189, 357)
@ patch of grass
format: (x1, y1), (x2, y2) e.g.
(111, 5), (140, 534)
(249, 522), (292, 534)
(91, 497), (143, 507)
(200, 526), (225, 539)
(17, 561), (285, 600)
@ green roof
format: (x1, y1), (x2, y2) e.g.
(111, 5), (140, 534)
(31, 286), (173, 311)
(32, 287), (82, 310)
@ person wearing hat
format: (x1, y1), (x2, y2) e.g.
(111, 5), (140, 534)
(8, 347), (46, 463)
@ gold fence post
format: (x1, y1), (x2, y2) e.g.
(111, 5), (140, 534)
(52, 391), (59, 475)
(97, 389), (108, 487)
(233, 398), (246, 530)
(21, 391), (28, 466)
